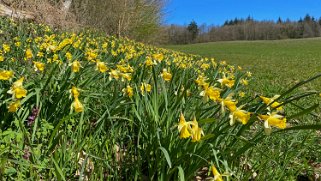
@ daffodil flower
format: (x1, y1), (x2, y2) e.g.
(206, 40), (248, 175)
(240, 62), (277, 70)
(190, 117), (204, 142)
(152, 53), (164, 62)
(65, 52), (73, 61)
(178, 113), (192, 138)
(70, 86), (80, 99)
(195, 74), (209, 88)
(221, 95), (237, 113)
(122, 85), (134, 98)
(260, 95), (283, 111)
(8, 100), (21, 112)
(259, 113), (286, 135)
(33, 61), (45, 72)
(109, 69), (121, 80)
(72, 97), (84, 113)
(25, 48), (33, 59)
(7, 77), (27, 99)
(161, 69), (172, 81)
(218, 75), (235, 88)
(200, 86), (221, 102)
(145, 56), (156, 66)
(211, 165), (223, 181)
(0, 70), (14, 80)
(240, 78), (249, 86)
(229, 106), (251, 126)
(71, 61), (82, 73)
(96, 60), (108, 73)
(121, 73), (132, 82)
(140, 83), (152, 96)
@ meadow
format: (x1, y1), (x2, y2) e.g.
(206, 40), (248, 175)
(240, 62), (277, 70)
(0, 17), (320, 180)
(165, 39), (321, 180)
(165, 38), (321, 94)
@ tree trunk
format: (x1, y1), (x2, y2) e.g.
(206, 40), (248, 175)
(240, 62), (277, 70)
(0, 3), (35, 20)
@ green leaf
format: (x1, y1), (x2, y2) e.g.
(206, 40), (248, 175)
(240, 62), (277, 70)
(159, 146), (172, 168)
(177, 166), (185, 181)
(52, 157), (66, 181)
(287, 104), (319, 120)
(198, 118), (216, 124)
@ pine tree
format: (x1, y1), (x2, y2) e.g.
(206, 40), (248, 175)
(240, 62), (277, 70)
(187, 20), (199, 42)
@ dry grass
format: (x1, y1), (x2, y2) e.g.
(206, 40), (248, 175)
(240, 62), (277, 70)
(1, 0), (78, 29)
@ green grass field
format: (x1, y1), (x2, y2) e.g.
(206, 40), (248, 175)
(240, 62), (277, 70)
(165, 38), (321, 94)
(165, 38), (321, 180)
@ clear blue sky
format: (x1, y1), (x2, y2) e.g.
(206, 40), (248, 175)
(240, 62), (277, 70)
(163, 0), (321, 25)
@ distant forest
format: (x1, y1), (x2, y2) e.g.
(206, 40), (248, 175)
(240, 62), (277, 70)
(162, 15), (321, 44)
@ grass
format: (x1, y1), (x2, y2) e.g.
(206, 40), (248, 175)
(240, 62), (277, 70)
(164, 38), (321, 94)
(165, 38), (321, 180)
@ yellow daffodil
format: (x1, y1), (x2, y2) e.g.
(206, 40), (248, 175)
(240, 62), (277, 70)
(72, 97), (84, 113)
(238, 91), (245, 98)
(246, 71), (252, 77)
(161, 69), (172, 82)
(240, 78), (249, 86)
(121, 73), (132, 82)
(218, 75), (235, 88)
(15, 41), (21, 47)
(70, 86), (80, 98)
(8, 100), (21, 112)
(152, 53), (164, 62)
(12, 77), (24, 87)
(0, 55), (4, 62)
(140, 83), (152, 95)
(71, 61), (81, 73)
(122, 85), (134, 98)
(260, 95), (283, 111)
(201, 63), (210, 70)
(96, 61), (108, 73)
(145, 56), (156, 66)
(109, 69), (121, 80)
(33, 61), (45, 72)
(177, 113), (191, 139)
(221, 95), (237, 113)
(2, 44), (10, 53)
(219, 61), (226, 65)
(0, 70), (14, 80)
(86, 49), (98, 61)
(229, 106), (251, 126)
(190, 117), (204, 142)
(65, 52), (73, 61)
(195, 74), (209, 88)
(211, 165), (223, 181)
(259, 113), (286, 135)
(200, 86), (221, 102)
(25, 48), (33, 59)
(7, 77), (27, 99)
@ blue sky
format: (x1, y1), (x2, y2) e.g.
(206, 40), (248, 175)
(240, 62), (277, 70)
(163, 0), (321, 25)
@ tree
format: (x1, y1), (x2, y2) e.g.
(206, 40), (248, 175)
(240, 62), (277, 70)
(187, 20), (199, 43)
(70, 0), (164, 41)
(277, 17), (282, 24)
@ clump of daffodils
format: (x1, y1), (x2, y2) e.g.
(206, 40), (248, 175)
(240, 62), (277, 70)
(177, 113), (204, 142)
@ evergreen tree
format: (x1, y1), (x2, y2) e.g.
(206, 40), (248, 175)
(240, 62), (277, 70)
(187, 20), (199, 42)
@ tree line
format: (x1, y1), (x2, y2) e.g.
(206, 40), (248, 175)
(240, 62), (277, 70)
(161, 15), (321, 44)
(2, 0), (164, 43)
